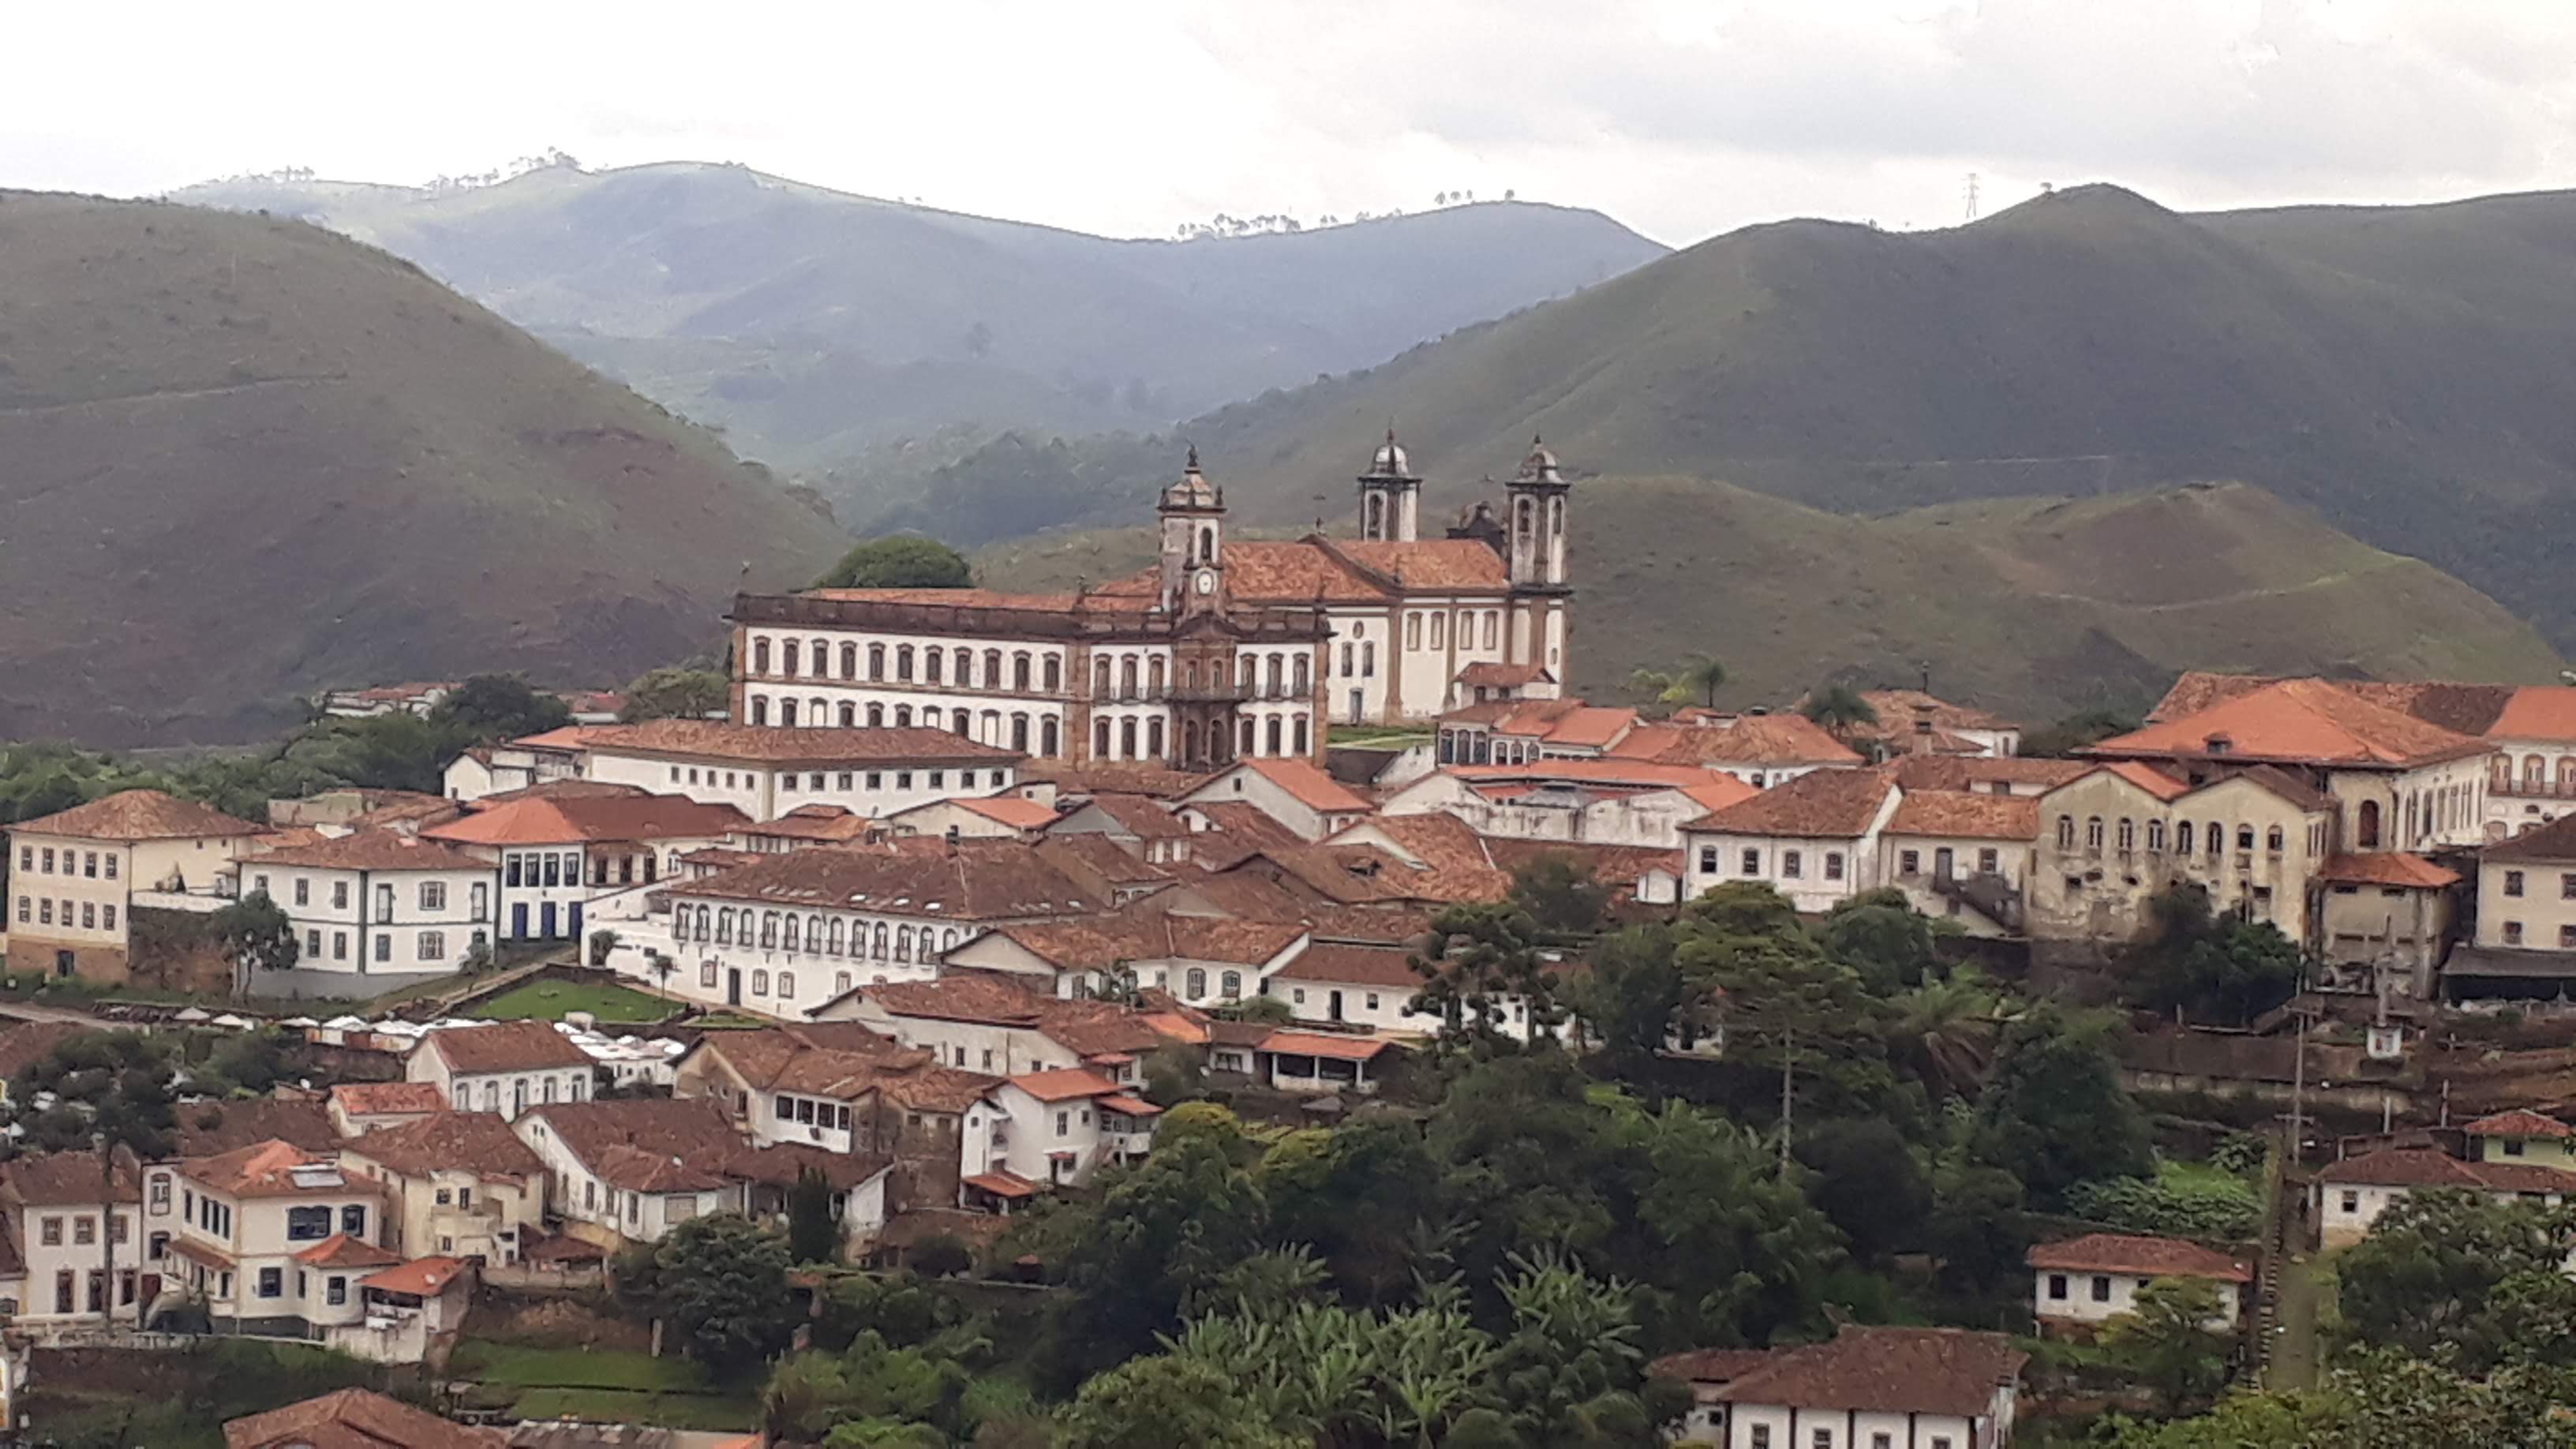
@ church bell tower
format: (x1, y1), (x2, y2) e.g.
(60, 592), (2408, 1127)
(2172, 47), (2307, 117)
(1158, 446), (1227, 615)
(1355, 428), (1421, 543)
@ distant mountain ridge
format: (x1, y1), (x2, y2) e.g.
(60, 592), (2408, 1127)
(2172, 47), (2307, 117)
(0, 192), (844, 747)
(924, 183), (2576, 654)
(173, 162), (1668, 522)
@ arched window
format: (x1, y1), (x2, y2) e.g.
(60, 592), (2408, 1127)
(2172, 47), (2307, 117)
(894, 706), (913, 728)
(1095, 717), (1113, 758)
(1265, 654), (1282, 697)
(2529, 754), (2548, 784)
(781, 916), (799, 953)
(1043, 656), (1061, 692)
(811, 638), (829, 675)
(873, 922), (888, 958)
(1363, 495), (1383, 538)
(1293, 715), (1310, 756)
(1238, 655), (1256, 690)
(894, 645), (913, 681)
(1042, 717), (1061, 756)
(1339, 642), (1354, 676)
(780, 698), (799, 727)
(838, 702), (856, 728)
(753, 638), (772, 674)
(1147, 718), (1165, 758)
(953, 647), (972, 685)
(715, 911), (732, 945)
(841, 642), (858, 678)
(1013, 653), (1033, 691)
(2206, 826), (2224, 859)
(1012, 713), (1031, 752)
(759, 912), (778, 948)
(672, 911), (690, 943)
(2116, 818), (2135, 852)
(1266, 716), (1284, 756)
(1182, 720), (1200, 766)
(1221, 970), (1243, 1000)
(1148, 657), (1166, 695)
(867, 703), (885, 727)
(895, 927), (913, 963)
(954, 707), (972, 736)
(984, 649), (1004, 687)
(1241, 717), (1258, 757)
(925, 650), (943, 685)
(942, 927), (958, 952)
(1121, 656), (1138, 698)
(750, 697), (769, 727)
(809, 695), (826, 722)
(979, 709), (1001, 744)
(1361, 642), (1376, 677)
(2266, 826), (2284, 853)
(2145, 819), (2167, 852)
(1200, 525), (1215, 560)
(868, 644), (886, 680)
(1120, 718), (1138, 759)
(828, 919), (844, 955)
(1484, 611), (1499, 649)
(2084, 817), (2104, 852)
(1186, 967), (1208, 1000)
(1293, 654), (1310, 695)
(781, 640), (800, 677)
(1406, 613), (1422, 650)
(1516, 497), (1534, 541)
(1095, 657), (1113, 698)
(2176, 821), (2194, 855)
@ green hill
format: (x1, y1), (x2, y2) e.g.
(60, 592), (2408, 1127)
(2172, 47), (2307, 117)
(977, 480), (2563, 721)
(934, 184), (2576, 650)
(174, 163), (1666, 518)
(0, 191), (844, 747)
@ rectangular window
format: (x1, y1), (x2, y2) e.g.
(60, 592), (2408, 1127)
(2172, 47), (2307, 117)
(2507, 870), (2526, 897)
(1750, 1429), (1771, 1449)
(257, 1267), (283, 1299)
(73, 1216), (94, 1245)
(328, 1275), (347, 1306)
(286, 1206), (331, 1241)
(1740, 848), (1760, 875)
(1823, 852), (1844, 882)
(1698, 846), (1718, 874)
(543, 855), (561, 887)
(1900, 850), (1919, 874)
(333, 879), (350, 910)
(2561, 873), (2576, 900)
(2507, 921), (2526, 945)
(307, 929), (323, 957)
(1781, 851), (1803, 879)
(80, 902), (95, 929)
(506, 855), (523, 888)
(420, 881), (447, 912)
(373, 934), (391, 963)
(101, 904), (115, 932)
(39, 848), (52, 874)
(40, 1217), (61, 1247)
(2091, 1275), (2112, 1302)
(419, 931), (445, 960)
(341, 1204), (365, 1235)
(294, 878), (310, 906)
(2048, 1273), (2068, 1299)
(1979, 848), (2000, 874)
(332, 931), (347, 960)
(84, 851), (98, 878)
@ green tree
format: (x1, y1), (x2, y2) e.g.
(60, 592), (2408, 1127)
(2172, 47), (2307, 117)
(787, 1164), (839, 1264)
(1818, 889), (1941, 994)
(1042, 1114), (1269, 1382)
(428, 673), (572, 743)
(211, 890), (300, 995)
(1054, 1354), (1300, 1449)
(2023, 707), (2143, 759)
(2103, 1277), (2232, 1416)
(1673, 885), (1893, 1126)
(1657, 656), (1728, 710)
(202, 1029), (294, 1096)
(620, 666), (732, 721)
(623, 1213), (796, 1371)
(17, 1032), (178, 1326)
(1793, 1117), (1930, 1267)
(1972, 1004), (2152, 1210)
(1571, 923), (1706, 1075)
(815, 536), (975, 590)
(1884, 964), (2011, 1099)
(2131, 883), (2303, 1025)
(1800, 683), (1880, 738)
(2335, 1189), (2576, 1372)
(1618, 1102), (1844, 1347)
(1410, 903), (1566, 1042)
(1511, 853), (1612, 936)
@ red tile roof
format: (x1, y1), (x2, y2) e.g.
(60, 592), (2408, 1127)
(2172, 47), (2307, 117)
(247, 832), (488, 873)
(1685, 768), (1897, 839)
(13, 788), (266, 841)
(2091, 680), (2492, 769)
(294, 1234), (403, 1269)
(0, 1148), (142, 1208)
(2489, 687), (2576, 743)
(424, 1021), (593, 1076)
(1883, 792), (2040, 841)
(1708, 1325), (2027, 1417)
(2150, 672), (2515, 736)
(1007, 1067), (1121, 1103)
(2098, 761), (2194, 801)
(2462, 1109), (2574, 1139)
(1610, 714), (1864, 769)
(2026, 1232), (2251, 1282)
(1237, 758), (1374, 814)
(1266, 942), (1422, 989)
(329, 1082), (448, 1118)
(426, 794), (748, 848)
(1322, 537), (1514, 593)
(2482, 812), (2576, 862)
(184, 1140), (376, 1199)
(1888, 756), (2093, 792)
(1449, 758), (1736, 792)
(522, 1099), (745, 1191)
(980, 912), (1308, 971)
(1021, 762), (1217, 799)
(2320, 852), (2460, 889)
(2316, 1145), (2576, 1192)
(1258, 1029), (1396, 1061)
(340, 1111), (545, 1181)
(954, 796), (1062, 829)
(223, 1387), (503, 1449)
(961, 1170), (1041, 1200)
(1649, 1349), (1779, 1386)
(672, 838), (1105, 921)
(512, 720), (1024, 766)
(1061, 793), (1189, 839)
(359, 1256), (471, 1297)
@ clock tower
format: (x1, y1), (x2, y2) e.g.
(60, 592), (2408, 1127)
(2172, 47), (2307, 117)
(1157, 446), (1228, 616)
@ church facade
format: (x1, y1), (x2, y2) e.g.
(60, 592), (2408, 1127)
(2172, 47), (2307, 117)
(728, 435), (1572, 770)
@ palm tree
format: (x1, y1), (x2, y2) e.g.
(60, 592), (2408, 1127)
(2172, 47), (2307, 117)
(1888, 966), (2012, 1098)
(1802, 681), (1881, 738)
(1657, 656), (1728, 710)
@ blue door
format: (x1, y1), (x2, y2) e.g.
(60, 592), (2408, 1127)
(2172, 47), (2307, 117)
(511, 902), (528, 939)
(569, 903), (585, 944)
(541, 902), (559, 939)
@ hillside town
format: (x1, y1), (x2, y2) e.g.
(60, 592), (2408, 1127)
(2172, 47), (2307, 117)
(1, 436), (2574, 1446)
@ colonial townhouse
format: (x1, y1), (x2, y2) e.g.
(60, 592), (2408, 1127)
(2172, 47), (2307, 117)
(1032, 834), (1186, 908)
(2030, 761), (2336, 959)
(1379, 759), (1753, 851)
(819, 973), (1176, 1080)
(1817, 690), (2024, 761)
(731, 804), (881, 854)
(2484, 686), (2576, 836)
(881, 793), (1061, 842)
(2450, 812), (2576, 998)
(237, 833), (496, 987)
(1176, 756), (1376, 841)
(424, 792), (747, 944)
(335, 1113), (546, 1264)
(403, 1020), (595, 1121)
(2312, 1146), (2576, 1249)
(1679, 769), (1904, 912)
(2089, 677), (2494, 854)
(1876, 791), (2039, 936)
(934, 910), (1309, 1002)
(2462, 1109), (2576, 1168)
(1262, 942), (1440, 1035)
(223, 1387), (496, 1449)
(1436, 698), (1641, 765)
(456, 720), (1027, 821)
(7, 790), (267, 983)
(325, 1082), (449, 1137)
(0, 1151), (144, 1327)
(642, 839), (1110, 1019)
(160, 1140), (388, 1336)
(987, 1069), (1161, 1190)
(2313, 850), (2458, 997)
(1610, 712), (1868, 787)
(2027, 1234), (2249, 1331)
(511, 1099), (746, 1249)
(1041, 792), (1194, 863)
(1887, 754), (2091, 799)
(1657, 1324), (2027, 1449)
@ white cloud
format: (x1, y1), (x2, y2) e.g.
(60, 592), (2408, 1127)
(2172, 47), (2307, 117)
(5, 0), (2570, 245)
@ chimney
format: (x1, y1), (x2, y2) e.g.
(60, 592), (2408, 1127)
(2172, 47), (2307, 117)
(1911, 701), (1936, 755)
(945, 824), (961, 855)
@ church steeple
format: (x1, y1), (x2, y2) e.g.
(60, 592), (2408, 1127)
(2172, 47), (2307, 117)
(1159, 446), (1227, 613)
(1356, 426), (1422, 543)
(1505, 435), (1571, 589)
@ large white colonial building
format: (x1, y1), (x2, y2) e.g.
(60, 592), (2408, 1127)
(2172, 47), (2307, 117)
(728, 436), (1576, 771)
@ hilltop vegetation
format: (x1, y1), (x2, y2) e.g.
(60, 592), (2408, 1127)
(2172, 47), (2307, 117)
(981, 479), (2562, 720)
(174, 162), (1665, 521)
(0, 191), (844, 746)
(942, 184), (2576, 653)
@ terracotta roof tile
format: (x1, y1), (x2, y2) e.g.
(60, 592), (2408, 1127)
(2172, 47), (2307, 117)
(1685, 768), (1897, 839)
(1, 1148), (142, 1207)
(1034, 833), (1182, 888)
(424, 1021), (593, 1076)
(954, 796), (1062, 829)
(329, 1082), (449, 1118)
(426, 794), (747, 848)
(1609, 714), (1865, 769)
(1239, 758), (1374, 814)
(515, 720), (1024, 766)
(2093, 680), (2492, 769)
(1266, 942), (1423, 990)
(1258, 1029), (1396, 1061)
(1449, 759), (1725, 791)
(359, 1256), (471, 1297)
(673, 838), (1105, 921)
(2316, 1145), (2576, 1193)
(1649, 1349), (1778, 1386)
(245, 832), (489, 873)
(977, 912), (1307, 972)
(294, 1234), (403, 1269)
(183, 1140), (377, 1199)
(1020, 762), (1217, 799)
(1482, 839), (1686, 891)
(1006, 1067), (1121, 1103)
(1061, 793), (1189, 839)
(2463, 1108), (2574, 1139)
(522, 1099), (744, 1190)
(223, 1387), (503, 1449)
(13, 789), (266, 841)
(341, 1111), (545, 1181)
(2151, 672), (2516, 736)
(2026, 1232), (2251, 1282)
(2096, 761), (2194, 802)
(1320, 537), (1513, 592)
(1884, 792), (2039, 841)
(2320, 852), (2460, 889)
(2489, 687), (2576, 743)
(1707, 1324), (2027, 1418)
(1888, 756), (2093, 792)
(175, 1099), (340, 1155)
(2484, 812), (2576, 862)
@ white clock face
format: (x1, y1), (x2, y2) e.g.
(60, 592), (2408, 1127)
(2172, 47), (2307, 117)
(1195, 570), (1217, 594)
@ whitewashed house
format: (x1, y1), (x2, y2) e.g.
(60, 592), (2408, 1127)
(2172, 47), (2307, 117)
(2312, 1146), (2576, 1249)
(511, 1099), (747, 1249)
(0, 1151), (144, 1327)
(1657, 1324), (2026, 1449)
(989, 1069), (1161, 1189)
(6, 790), (268, 984)
(1178, 758), (1376, 841)
(2027, 1233), (2248, 1331)
(404, 1021), (595, 1121)
(238, 833), (497, 987)
(1679, 769), (1902, 912)
(423, 792), (746, 946)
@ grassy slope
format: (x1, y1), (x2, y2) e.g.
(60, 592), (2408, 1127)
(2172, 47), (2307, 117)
(978, 480), (2562, 721)
(0, 192), (844, 746)
(953, 184), (2576, 649)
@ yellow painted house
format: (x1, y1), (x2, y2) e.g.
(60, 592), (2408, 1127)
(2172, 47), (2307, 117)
(2463, 1108), (2576, 1170)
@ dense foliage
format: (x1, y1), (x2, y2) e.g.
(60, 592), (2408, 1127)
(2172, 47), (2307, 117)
(814, 536), (975, 590)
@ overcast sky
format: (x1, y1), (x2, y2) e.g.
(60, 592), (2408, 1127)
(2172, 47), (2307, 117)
(11, 0), (2572, 245)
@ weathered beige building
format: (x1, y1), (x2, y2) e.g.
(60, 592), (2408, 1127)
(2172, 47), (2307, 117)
(6, 791), (266, 983)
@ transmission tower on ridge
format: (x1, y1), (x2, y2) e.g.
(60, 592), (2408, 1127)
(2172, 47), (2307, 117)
(1964, 171), (1981, 222)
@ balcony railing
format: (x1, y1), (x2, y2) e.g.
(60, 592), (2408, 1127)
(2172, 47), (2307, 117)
(2496, 777), (2576, 801)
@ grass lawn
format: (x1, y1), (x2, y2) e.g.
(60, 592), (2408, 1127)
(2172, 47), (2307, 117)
(510, 1388), (759, 1430)
(448, 1341), (753, 1430)
(1327, 724), (1434, 747)
(472, 979), (676, 1024)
